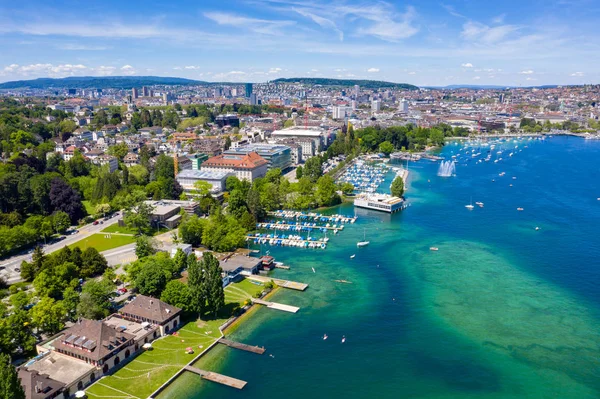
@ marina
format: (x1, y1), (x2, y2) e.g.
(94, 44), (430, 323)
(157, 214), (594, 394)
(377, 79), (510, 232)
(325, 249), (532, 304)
(246, 233), (328, 249)
(266, 210), (356, 224)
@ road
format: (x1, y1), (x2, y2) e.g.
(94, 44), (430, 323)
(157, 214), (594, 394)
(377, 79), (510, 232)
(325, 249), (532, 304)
(102, 231), (174, 276)
(0, 214), (121, 284)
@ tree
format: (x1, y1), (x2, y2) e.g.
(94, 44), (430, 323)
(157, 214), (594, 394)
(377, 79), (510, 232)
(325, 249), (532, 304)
(154, 154), (175, 180)
(390, 176), (405, 197)
(173, 248), (187, 275)
(0, 353), (25, 399)
(30, 297), (67, 335)
(246, 189), (265, 220)
(227, 189), (247, 219)
(135, 262), (168, 297)
(49, 178), (84, 223)
(77, 280), (113, 320)
(135, 235), (156, 258)
(160, 280), (192, 312)
(187, 251), (206, 316)
(203, 252), (225, 316)
(51, 211), (71, 233)
(124, 201), (154, 235)
(379, 141), (394, 156)
(224, 136), (232, 150)
(304, 156), (323, 182)
(107, 142), (129, 160)
(295, 165), (303, 180)
(193, 180), (213, 197)
(179, 215), (205, 247)
(80, 248), (108, 277)
(339, 182), (354, 196)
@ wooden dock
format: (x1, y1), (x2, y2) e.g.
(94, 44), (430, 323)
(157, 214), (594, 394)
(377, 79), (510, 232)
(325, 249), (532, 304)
(218, 338), (265, 354)
(184, 366), (247, 389)
(246, 275), (308, 291)
(274, 264), (290, 270)
(252, 298), (300, 313)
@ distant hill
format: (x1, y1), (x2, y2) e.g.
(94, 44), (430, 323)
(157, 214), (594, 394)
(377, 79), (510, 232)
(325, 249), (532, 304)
(0, 76), (212, 90)
(429, 84), (561, 90)
(272, 78), (418, 90)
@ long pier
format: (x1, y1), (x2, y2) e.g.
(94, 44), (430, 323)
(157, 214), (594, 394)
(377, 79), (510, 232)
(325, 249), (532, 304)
(252, 298), (300, 313)
(258, 222), (344, 231)
(184, 366), (247, 389)
(246, 275), (308, 291)
(218, 338), (265, 354)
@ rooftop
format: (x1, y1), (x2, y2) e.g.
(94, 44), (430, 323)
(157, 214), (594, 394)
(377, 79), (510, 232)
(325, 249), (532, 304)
(176, 169), (232, 180)
(26, 352), (95, 387)
(272, 127), (325, 137)
(119, 295), (182, 324)
(53, 319), (134, 362)
(202, 151), (268, 170)
(103, 314), (156, 341)
(18, 368), (65, 399)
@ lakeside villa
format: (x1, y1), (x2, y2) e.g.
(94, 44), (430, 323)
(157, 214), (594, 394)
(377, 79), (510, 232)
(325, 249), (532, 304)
(18, 296), (182, 399)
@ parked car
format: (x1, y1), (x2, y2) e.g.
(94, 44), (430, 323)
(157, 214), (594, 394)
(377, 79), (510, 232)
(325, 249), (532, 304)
(93, 220), (99, 225)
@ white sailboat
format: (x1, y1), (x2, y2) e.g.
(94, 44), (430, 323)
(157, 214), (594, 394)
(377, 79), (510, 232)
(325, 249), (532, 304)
(465, 197), (475, 210)
(357, 229), (370, 247)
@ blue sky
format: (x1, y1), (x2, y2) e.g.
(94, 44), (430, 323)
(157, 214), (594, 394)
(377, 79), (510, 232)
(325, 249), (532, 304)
(0, 0), (598, 86)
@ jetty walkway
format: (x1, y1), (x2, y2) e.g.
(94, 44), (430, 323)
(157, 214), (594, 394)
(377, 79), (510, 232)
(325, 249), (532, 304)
(246, 275), (308, 291)
(252, 298), (300, 313)
(184, 366), (247, 389)
(218, 338), (266, 354)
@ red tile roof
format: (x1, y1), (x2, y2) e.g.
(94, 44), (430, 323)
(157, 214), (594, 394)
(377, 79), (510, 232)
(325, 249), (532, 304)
(202, 151), (267, 170)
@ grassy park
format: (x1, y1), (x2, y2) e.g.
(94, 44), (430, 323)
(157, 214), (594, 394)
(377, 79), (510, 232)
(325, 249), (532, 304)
(68, 233), (136, 252)
(85, 279), (269, 398)
(101, 224), (170, 236)
(85, 320), (224, 399)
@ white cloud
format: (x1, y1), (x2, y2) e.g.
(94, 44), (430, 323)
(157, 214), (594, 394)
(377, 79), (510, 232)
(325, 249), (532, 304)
(203, 12), (295, 35)
(292, 7), (344, 41)
(570, 71), (584, 77)
(519, 70), (534, 74)
(526, 77), (536, 81)
(473, 76), (481, 80)
(268, 67), (283, 74)
(184, 66), (200, 70)
(96, 66), (116, 76)
(461, 21), (519, 44)
(120, 65), (136, 75)
(367, 67), (380, 73)
(355, 5), (419, 42)
(461, 63), (473, 68)
(2, 63), (88, 78)
(334, 68), (347, 72)
(408, 71), (416, 75)
(57, 43), (109, 51)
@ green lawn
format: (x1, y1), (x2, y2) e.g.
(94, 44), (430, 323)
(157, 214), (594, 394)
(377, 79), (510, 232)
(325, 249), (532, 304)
(68, 234), (136, 252)
(224, 278), (265, 306)
(82, 200), (96, 217)
(101, 224), (171, 236)
(85, 321), (224, 399)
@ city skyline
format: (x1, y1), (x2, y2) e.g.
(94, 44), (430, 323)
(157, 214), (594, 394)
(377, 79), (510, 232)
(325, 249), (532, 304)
(0, 0), (599, 86)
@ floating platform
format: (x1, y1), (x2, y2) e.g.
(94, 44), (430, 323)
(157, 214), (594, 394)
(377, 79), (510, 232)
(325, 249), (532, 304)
(246, 275), (308, 291)
(252, 298), (300, 313)
(218, 338), (265, 354)
(184, 366), (247, 389)
(274, 263), (290, 270)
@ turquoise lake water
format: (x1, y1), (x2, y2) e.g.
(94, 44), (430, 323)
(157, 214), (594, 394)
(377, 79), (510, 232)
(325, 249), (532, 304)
(161, 136), (600, 399)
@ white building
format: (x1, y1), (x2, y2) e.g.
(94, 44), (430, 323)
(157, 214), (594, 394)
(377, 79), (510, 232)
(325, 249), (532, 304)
(333, 106), (351, 120)
(399, 99), (409, 113)
(371, 100), (381, 112)
(176, 169), (233, 193)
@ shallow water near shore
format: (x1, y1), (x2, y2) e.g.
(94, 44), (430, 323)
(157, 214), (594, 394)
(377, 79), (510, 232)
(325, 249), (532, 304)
(159, 136), (600, 399)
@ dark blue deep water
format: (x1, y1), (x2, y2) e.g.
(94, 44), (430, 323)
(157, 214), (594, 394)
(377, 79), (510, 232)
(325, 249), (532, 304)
(161, 136), (600, 399)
